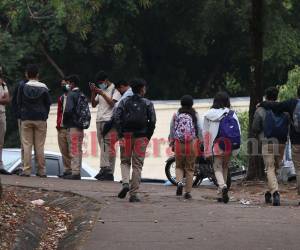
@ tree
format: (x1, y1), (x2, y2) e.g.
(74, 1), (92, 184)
(246, 0), (265, 180)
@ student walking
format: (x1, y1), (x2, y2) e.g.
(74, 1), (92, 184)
(253, 87), (289, 206)
(114, 79), (156, 202)
(90, 71), (121, 181)
(17, 64), (51, 177)
(0, 74), (10, 172)
(57, 79), (72, 177)
(63, 75), (91, 180)
(260, 86), (300, 203)
(202, 92), (241, 203)
(169, 95), (202, 199)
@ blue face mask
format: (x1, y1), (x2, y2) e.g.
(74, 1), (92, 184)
(98, 83), (107, 90)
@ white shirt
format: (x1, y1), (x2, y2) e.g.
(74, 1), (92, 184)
(0, 82), (8, 113)
(95, 83), (121, 122)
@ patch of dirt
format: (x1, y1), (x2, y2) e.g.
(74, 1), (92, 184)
(0, 186), (101, 250)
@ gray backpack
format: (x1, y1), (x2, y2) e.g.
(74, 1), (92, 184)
(293, 100), (300, 133)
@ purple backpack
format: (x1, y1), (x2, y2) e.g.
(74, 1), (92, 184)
(217, 110), (241, 151)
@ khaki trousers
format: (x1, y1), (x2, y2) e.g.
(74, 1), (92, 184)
(96, 122), (117, 174)
(18, 119), (25, 166)
(68, 128), (83, 175)
(292, 145), (300, 195)
(120, 137), (148, 196)
(175, 140), (196, 193)
(262, 143), (285, 194)
(0, 112), (6, 167)
(21, 120), (47, 175)
(213, 153), (231, 190)
(57, 128), (72, 173)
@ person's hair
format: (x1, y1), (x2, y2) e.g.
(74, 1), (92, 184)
(211, 91), (231, 109)
(26, 64), (39, 78)
(265, 87), (279, 101)
(180, 95), (194, 108)
(178, 95), (198, 136)
(95, 71), (108, 82)
(298, 86), (300, 98)
(65, 74), (80, 86)
(115, 80), (129, 89)
(130, 79), (147, 94)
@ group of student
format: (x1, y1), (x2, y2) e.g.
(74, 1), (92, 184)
(170, 86), (300, 205)
(1, 64), (300, 205)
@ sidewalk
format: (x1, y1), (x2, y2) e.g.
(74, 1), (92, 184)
(2, 175), (300, 250)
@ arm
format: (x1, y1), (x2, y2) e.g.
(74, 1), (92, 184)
(44, 91), (52, 115)
(168, 113), (176, 145)
(147, 102), (156, 140)
(91, 90), (98, 108)
(195, 112), (203, 140)
(0, 86), (10, 105)
(56, 96), (62, 128)
(260, 100), (295, 114)
(96, 88), (116, 107)
(251, 109), (263, 136)
(114, 100), (125, 137)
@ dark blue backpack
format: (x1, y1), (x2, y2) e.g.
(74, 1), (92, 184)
(217, 110), (241, 151)
(264, 110), (289, 141)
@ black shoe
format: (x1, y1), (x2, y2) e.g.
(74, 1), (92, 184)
(20, 173), (30, 177)
(184, 192), (192, 200)
(222, 187), (229, 204)
(36, 173), (47, 178)
(273, 191), (280, 206)
(129, 195), (141, 203)
(118, 183), (130, 199)
(217, 198), (223, 203)
(176, 182), (183, 196)
(265, 191), (272, 204)
(94, 168), (105, 179)
(63, 174), (81, 180)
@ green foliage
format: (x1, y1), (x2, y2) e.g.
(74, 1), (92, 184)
(236, 111), (249, 167)
(279, 65), (300, 100)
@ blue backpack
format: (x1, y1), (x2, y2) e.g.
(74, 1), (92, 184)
(217, 110), (241, 151)
(264, 110), (289, 141)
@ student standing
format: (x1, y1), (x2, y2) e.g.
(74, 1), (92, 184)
(252, 87), (289, 206)
(169, 95), (202, 199)
(0, 74), (10, 172)
(202, 92), (241, 203)
(114, 79), (156, 202)
(63, 75), (91, 180)
(57, 79), (72, 177)
(17, 64), (51, 177)
(259, 86), (300, 203)
(90, 71), (121, 181)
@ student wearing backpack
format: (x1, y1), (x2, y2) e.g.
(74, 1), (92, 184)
(259, 86), (300, 202)
(0, 74), (10, 173)
(63, 75), (91, 180)
(90, 71), (121, 181)
(169, 95), (202, 199)
(57, 79), (72, 178)
(114, 79), (156, 202)
(202, 92), (241, 203)
(253, 87), (289, 206)
(17, 64), (51, 177)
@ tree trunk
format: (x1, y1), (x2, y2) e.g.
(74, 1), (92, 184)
(246, 0), (265, 180)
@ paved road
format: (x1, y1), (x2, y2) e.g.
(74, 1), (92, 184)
(2, 175), (300, 250)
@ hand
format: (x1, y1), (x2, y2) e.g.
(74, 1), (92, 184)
(256, 102), (261, 108)
(95, 87), (104, 96)
(89, 83), (96, 92)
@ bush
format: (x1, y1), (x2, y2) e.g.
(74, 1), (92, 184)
(279, 65), (300, 100)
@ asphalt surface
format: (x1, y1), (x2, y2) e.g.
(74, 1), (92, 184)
(2, 175), (300, 250)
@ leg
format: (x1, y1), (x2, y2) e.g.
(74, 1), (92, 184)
(21, 121), (34, 175)
(18, 119), (24, 167)
(97, 122), (110, 169)
(58, 128), (72, 174)
(222, 154), (231, 187)
(129, 137), (148, 197)
(69, 128), (84, 176)
(262, 144), (278, 194)
(33, 121), (47, 176)
(175, 143), (185, 183)
(0, 113), (6, 168)
(292, 145), (300, 195)
(213, 156), (226, 189)
(185, 141), (196, 194)
(107, 128), (118, 174)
